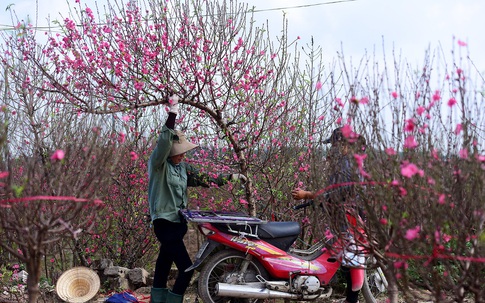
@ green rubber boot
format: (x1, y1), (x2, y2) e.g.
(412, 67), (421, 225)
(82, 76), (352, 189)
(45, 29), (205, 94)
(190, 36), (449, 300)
(150, 287), (168, 303)
(165, 290), (184, 303)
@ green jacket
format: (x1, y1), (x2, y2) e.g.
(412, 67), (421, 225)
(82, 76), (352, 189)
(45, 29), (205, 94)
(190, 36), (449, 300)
(148, 125), (231, 222)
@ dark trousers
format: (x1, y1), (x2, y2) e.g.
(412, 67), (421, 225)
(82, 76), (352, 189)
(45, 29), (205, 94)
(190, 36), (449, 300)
(342, 266), (360, 303)
(153, 219), (194, 295)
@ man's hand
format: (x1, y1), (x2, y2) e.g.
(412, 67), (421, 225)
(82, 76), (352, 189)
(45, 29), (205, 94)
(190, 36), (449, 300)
(292, 189), (313, 200)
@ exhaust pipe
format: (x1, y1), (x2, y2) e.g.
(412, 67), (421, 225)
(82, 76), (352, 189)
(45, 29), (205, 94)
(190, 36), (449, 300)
(216, 282), (322, 300)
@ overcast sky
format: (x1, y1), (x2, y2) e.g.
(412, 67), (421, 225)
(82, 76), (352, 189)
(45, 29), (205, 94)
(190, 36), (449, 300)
(1, 0), (484, 71)
(245, 0), (485, 71)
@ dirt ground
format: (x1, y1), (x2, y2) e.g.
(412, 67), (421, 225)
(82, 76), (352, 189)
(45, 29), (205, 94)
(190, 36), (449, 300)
(127, 284), (472, 303)
(124, 270), (474, 303)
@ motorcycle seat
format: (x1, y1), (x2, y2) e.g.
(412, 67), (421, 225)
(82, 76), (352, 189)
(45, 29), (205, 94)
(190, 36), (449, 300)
(258, 222), (301, 252)
(214, 221), (301, 252)
(257, 222), (301, 239)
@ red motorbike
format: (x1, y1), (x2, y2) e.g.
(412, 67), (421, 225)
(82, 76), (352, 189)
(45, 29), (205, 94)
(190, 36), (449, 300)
(180, 202), (387, 303)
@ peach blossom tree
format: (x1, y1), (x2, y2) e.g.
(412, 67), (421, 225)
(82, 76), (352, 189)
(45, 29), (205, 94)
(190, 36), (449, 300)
(0, 21), (127, 302)
(33, 0), (305, 217)
(292, 43), (485, 302)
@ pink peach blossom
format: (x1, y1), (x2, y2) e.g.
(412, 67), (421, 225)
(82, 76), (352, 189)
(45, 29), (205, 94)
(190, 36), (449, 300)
(335, 98), (344, 107)
(416, 106), (426, 115)
(353, 153), (367, 168)
(118, 132), (126, 144)
(404, 118), (415, 132)
(400, 162), (423, 178)
(454, 124), (462, 135)
(354, 153), (371, 178)
(394, 261), (408, 269)
(341, 124), (353, 139)
(404, 136), (418, 149)
(432, 90), (441, 102)
(385, 147), (396, 156)
(51, 150), (65, 161)
(239, 198), (248, 205)
(447, 98), (457, 107)
(405, 226), (421, 241)
(359, 96), (369, 105)
(130, 152), (139, 161)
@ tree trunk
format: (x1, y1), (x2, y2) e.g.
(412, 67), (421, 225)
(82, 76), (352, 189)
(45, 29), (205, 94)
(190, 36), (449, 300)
(383, 267), (400, 303)
(246, 179), (256, 217)
(26, 254), (42, 303)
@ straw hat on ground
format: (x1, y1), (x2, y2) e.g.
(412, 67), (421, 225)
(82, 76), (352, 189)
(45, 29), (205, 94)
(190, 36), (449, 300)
(56, 267), (100, 303)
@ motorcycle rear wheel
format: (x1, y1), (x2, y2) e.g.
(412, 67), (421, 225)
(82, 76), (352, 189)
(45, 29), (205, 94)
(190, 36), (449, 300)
(198, 249), (269, 303)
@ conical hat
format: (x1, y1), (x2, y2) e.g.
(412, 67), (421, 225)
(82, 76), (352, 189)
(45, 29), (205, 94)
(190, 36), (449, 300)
(170, 130), (199, 156)
(56, 267), (100, 303)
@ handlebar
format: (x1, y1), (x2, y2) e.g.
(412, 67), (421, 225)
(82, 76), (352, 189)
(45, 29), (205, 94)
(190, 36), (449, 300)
(293, 200), (314, 210)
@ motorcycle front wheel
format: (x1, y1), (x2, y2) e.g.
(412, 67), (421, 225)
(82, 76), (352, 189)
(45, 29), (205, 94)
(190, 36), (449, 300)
(198, 249), (270, 303)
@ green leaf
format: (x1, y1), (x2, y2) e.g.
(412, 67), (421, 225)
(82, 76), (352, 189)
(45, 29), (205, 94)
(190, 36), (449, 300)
(12, 185), (24, 198)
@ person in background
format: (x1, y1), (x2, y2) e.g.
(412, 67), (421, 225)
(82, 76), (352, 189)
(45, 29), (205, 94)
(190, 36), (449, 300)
(148, 93), (246, 303)
(292, 127), (366, 303)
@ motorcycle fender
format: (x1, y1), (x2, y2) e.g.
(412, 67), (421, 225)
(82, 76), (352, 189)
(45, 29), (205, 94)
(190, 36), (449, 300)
(184, 240), (221, 272)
